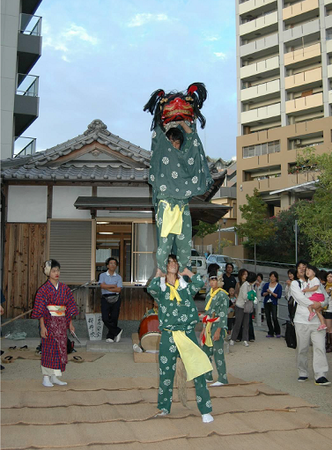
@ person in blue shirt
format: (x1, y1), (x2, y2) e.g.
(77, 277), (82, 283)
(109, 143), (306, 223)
(261, 271), (283, 338)
(99, 258), (123, 343)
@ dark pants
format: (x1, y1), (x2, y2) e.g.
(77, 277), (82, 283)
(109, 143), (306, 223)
(264, 302), (280, 336)
(101, 295), (121, 339)
(231, 306), (250, 342)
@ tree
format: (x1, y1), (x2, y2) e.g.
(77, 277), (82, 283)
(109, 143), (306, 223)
(193, 221), (219, 252)
(255, 204), (310, 264)
(235, 188), (276, 270)
(295, 151), (332, 266)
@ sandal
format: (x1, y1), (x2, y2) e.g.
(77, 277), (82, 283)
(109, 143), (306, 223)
(8, 346), (16, 350)
(19, 345), (28, 351)
(72, 355), (84, 363)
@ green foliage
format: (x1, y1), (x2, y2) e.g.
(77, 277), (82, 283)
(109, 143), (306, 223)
(215, 238), (233, 254)
(295, 151), (332, 266)
(255, 204), (310, 264)
(235, 188), (276, 245)
(193, 221), (219, 239)
(288, 147), (319, 174)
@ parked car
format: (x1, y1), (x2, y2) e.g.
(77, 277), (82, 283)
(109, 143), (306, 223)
(189, 255), (208, 293)
(206, 254), (239, 275)
(191, 248), (200, 257)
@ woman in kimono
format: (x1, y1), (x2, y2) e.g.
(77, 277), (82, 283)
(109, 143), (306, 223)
(32, 259), (79, 387)
(201, 274), (229, 387)
(147, 254), (214, 423)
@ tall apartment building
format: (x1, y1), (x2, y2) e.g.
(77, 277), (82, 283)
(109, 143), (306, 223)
(236, 0), (332, 220)
(1, 0), (42, 159)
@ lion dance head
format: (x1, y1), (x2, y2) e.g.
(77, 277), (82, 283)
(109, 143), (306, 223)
(144, 82), (207, 131)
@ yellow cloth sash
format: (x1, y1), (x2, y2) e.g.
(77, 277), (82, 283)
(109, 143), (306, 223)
(172, 330), (213, 381)
(47, 305), (66, 316)
(205, 321), (213, 348)
(159, 200), (184, 238)
(205, 288), (222, 311)
(166, 279), (182, 304)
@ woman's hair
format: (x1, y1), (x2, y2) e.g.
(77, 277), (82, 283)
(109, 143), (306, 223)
(43, 259), (60, 277)
(318, 269), (327, 283)
(256, 272), (263, 281)
(247, 271), (257, 284)
(238, 268), (248, 286)
(207, 263), (220, 276)
(269, 271), (279, 282)
(306, 264), (318, 277)
(165, 128), (184, 147)
(287, 268), (296, 278)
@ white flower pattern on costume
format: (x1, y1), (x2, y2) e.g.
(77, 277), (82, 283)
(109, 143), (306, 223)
(177, 234), (185, 241)
(180, 314), (188, 322)
(162, 157), (169, 165)
(171, 171), (178, 179)
(160, 356), (168, 364)
(185, 190), (192, 197)
(160, 185), (167, 192)
(152, 131), (156, 138)
(193, 139), (199, 146)
(192, 176), (198, 184)
(188, 158), (194, 165)
(150, 175), (155, 182)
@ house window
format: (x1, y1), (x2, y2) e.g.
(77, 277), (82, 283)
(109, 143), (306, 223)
(132, 223), (157, 283)
(243, 141), (280, 159)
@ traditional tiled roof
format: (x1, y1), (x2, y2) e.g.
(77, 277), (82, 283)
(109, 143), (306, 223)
(1, 119), (225, 190)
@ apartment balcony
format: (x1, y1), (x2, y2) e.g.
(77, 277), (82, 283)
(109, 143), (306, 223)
(283, 0), (319, 22)
(329, 90), (332, 104)
(240, 55), (279, 80)
(14, 137), (36, 157)
(284, 42), (321, 68)
(239, 0), (277, 16)
(326, 39), (332, 55)
(240, 33), (278, 58)
(285, 67), (322, 91)
(288, 171), (319, 187)
(327, 65), (332, 80)
(325, 0), (332, 5)
(21, 0), (42, 15)
(241, 79), (280, 102)
(241, 102), (281, 124)
(239, 10), (278, 39)
(17, 13), (42, 74)
(283, 18), (320, 44)
(14, 74), (39, 137)
(285, 92), (323, 114)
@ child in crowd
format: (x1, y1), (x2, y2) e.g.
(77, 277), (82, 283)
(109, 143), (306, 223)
(227, 287), (236, 336)
(303, 264), (327, 331)
(201, 274), (229, 387)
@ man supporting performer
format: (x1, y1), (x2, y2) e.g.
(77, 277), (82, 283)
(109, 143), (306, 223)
(144, 83), (213, 273)
(32, 260), (79, 387)
(147, 254), (214, 423)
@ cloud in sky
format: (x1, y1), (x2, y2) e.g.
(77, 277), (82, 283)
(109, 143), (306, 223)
(28, 0), (237, 161)
(127, 13), (169, 27)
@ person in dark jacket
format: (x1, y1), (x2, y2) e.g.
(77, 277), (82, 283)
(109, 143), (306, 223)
(261, 271), (282, 338)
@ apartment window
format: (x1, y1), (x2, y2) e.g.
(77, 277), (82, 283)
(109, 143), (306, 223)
(243, 140), (280, 159)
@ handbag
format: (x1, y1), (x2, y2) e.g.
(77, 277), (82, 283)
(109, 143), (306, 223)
(102, 294), (120, 305)
(243, 300), (254, 314)
(285, 321), (297, 349)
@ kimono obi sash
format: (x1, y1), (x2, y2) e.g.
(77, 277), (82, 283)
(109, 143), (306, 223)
(47, 305), (66, 316)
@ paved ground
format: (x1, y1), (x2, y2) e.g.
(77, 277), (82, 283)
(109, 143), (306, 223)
(1, 325), (331, 417)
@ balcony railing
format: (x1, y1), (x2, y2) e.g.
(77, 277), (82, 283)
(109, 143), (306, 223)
(19, 13), (42, 36)
(16, 74), (39, 97)
(14, 137), (36, 157)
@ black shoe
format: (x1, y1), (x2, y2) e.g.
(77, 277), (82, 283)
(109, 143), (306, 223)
(0, 365), (4, 370)
(314, 377), (331, 386)
(298, 376), (308, 382)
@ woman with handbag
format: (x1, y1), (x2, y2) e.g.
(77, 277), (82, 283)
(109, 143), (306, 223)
(230, 271), (257, 348)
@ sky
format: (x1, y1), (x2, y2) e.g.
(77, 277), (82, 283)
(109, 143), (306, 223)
(27, 0), (237, 161)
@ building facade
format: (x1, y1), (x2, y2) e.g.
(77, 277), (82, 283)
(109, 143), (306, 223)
(1, 120), (228, 319)
(236, 0), (332, 220)
(1, 0), (42, 159)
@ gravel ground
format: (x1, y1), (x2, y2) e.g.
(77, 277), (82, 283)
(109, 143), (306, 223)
(1, 327), (331, 417)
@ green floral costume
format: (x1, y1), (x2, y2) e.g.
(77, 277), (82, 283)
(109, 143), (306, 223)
(202, 289), (229, 384)
(148, 122), (213, 272)
(147, 273), (212, 415)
